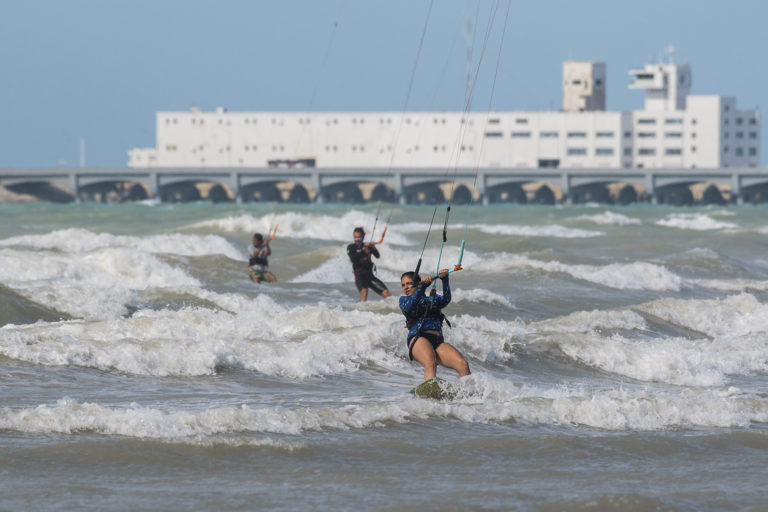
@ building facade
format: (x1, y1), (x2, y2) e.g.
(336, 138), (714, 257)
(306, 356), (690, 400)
(128, 57), (761, 170)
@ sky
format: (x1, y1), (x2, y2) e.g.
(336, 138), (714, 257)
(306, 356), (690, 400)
(1, 0), (766, 168)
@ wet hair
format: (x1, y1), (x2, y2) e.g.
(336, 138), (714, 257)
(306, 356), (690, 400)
(400, 271), (420, 284)
(353, 227), (365, 237)
(253, 233), (264, 242)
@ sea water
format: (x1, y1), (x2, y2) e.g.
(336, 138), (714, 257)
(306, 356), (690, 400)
(1, 201), (767, 511)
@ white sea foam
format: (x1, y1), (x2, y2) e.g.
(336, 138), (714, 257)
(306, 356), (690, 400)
(2, 380), (766, 441)
(466, 223), (603, 238)
(395, 221), (602, 238)
(0, 293), (408, 378)
(451, 288), (513, 308)
(637, 293), (768, 339)
(0, 228), (242, 259)
(289, 245), (482, 284)
(656, 213), (738, 231)
(0, 247), (201, 319)
(187, 210), (412, 245)
(532, 309), (648, 334)
(572, 211), (642, 226)
(455, 374), (768, 429)
(688, 278), (768, 292)
(474, 254), (682, 291)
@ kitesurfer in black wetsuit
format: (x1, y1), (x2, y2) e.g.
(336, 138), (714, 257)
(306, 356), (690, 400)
(399, 269), (470, 380)
(248, 233), (277, 283)
(346, 226), (391, 302)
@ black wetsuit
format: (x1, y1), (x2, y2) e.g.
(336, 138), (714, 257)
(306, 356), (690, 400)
(346, 242), (388, 295)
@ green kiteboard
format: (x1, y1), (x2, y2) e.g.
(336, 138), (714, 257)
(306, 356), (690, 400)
(409, 377), (458, 400)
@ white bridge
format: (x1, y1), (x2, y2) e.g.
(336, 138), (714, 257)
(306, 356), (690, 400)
(1, 166), (768, 205)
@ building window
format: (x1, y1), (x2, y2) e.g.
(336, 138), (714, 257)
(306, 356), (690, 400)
(567, 131), (587, 138)
(637, 118), (656, 124)
(736, 118), (743, 125)
(736, 132), (744, 139)
(665, 119), (683, 125)
(736, 148), (744, 156)
(749, 118), (757, 125)
(750, 132), (758, 139)
(749, 148), (757, 156)
(624, 148), (632, 156)
(624, 131), (632, 137)
(515, 118), (528, 124)
(665, 148), (682, 155)
(511, 132), (531, 138)
(596, 131), (614, 138)
(540, 131), (558, 138)
(665, 132), (683, 138)
(638, 132), (656, 138)
(638, 148), (655, 155)
(484, 131), (503, 138)
(488, 118), (500, 124)
(596, 148), (614, 155)
(567, 148), (587, 155)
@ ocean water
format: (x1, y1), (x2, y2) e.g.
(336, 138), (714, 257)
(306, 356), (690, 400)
(1, 201), (767, 511)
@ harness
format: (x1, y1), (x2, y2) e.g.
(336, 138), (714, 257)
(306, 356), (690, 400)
(404, 292), (451, 332)
(249, 254), (268, 267)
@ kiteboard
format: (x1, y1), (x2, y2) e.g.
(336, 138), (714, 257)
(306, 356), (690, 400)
(409, 377), (457, 401)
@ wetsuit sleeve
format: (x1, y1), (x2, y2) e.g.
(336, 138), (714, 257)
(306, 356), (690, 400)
(433, 276), (451, 308)
(370, 246), (380, 259)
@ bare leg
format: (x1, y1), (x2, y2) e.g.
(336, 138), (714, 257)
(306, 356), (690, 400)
(435, 343), (471, 377)
(409, 337), (438, 380)
(265, 272), (277, 283)
(359, 288), (368, 302)
(381, 289), (391, 298)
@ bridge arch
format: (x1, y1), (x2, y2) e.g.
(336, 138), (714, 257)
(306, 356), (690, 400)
(531, 184), (556, 205)
(486, 183), (526, 204)
(320, 181), (365, 203)
(239, 181), (282, 202)
(656, 183), (694, 206)
(5, 182), (74, 203)
(402, 181), (445, 205)
(158, 181), (202, 203)
(740, 183), (768, 204)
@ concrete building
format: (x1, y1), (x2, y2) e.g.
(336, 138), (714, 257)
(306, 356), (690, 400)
(128, 55), (761, 170)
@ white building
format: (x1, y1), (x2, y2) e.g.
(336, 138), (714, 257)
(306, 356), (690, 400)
(128, 56), (761, 169)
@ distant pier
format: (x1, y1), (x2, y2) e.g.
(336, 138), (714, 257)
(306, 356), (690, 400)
(1, 166), (768, 205)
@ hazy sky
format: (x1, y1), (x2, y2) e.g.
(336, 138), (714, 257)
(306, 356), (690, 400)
(1, 0), (765, 167)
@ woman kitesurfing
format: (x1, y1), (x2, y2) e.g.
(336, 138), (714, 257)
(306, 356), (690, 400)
(400, 0), (511, 389)
(399, 267), (470, 380)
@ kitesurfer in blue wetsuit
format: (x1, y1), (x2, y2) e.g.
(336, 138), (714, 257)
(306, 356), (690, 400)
(399, 269), (470, 380)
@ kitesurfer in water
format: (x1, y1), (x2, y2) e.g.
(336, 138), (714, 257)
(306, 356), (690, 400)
(399, 269), (470, 380)
(346, 227), (391, 302)
(248, 233), (277, 283)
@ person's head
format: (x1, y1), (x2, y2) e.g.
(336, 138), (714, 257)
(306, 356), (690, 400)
(353, 227), (365, 244)
(400, 271), (420, 296)
(253, 233), (264, 245)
